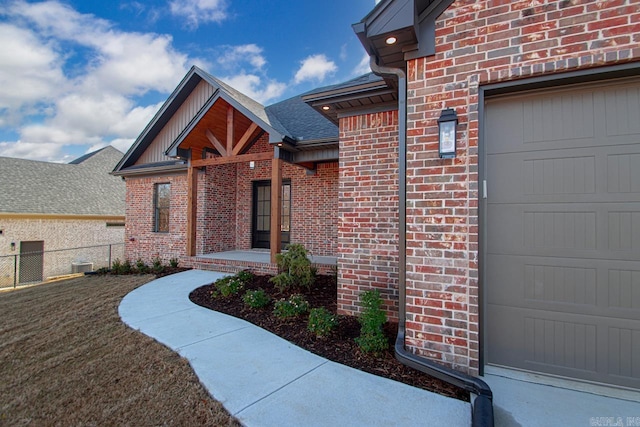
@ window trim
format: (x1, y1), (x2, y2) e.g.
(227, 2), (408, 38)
(153, 183), (171, 233)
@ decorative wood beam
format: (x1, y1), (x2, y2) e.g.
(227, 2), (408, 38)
(186, 164), (198, 257)
(226, 106), (234, 156)
(191, 151), (272, 168)
(232, 122), (259, 156)
(270, 158), (283, 264)
(206, 129), (226, 156)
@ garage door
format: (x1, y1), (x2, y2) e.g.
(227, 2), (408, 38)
(485, 77), (640, 389)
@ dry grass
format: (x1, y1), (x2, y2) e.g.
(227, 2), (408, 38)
(0, 274), (239, 426)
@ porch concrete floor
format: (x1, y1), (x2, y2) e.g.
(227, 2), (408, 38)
(483, 366), (640, 426)
(196, 250), (337, 266)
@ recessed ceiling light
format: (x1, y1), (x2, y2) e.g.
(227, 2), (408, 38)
(385, 36), (397, 45)
(322, 105), (330, 111)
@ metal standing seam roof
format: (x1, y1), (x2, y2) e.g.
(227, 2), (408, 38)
(0, 146), (125, 216)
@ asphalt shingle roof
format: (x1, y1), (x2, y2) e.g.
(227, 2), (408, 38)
(265, 95), (337, 142)
(0, 146), (125, 216)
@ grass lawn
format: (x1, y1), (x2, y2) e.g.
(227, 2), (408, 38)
(0, 274), (239, 426)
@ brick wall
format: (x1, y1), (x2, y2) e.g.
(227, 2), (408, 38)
(198, 163), (237, 254)
(125, 174), (189, 264)
(401, 0), (640, 375)
(337, 111), (400, 320)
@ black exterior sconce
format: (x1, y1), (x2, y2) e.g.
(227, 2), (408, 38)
(438, 108), (458, 159)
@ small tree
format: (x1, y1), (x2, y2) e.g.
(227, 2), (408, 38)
(269, 244), (316, 292)
(355, 290), (388, 354)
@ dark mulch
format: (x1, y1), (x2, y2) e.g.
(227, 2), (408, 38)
(189, 274), (468, 402)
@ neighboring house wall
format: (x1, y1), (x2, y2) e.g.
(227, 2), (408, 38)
(398, 0), (640, 375)
(0, 216), (124, 287)
(125, 135), (339, 263)
(337, 111), (400, 320)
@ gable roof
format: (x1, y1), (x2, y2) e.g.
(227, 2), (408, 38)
(114, 66), (340, 175)
(0, 146), (125, 216)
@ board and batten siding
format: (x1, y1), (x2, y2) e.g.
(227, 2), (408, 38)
(136, 79), (216, 165)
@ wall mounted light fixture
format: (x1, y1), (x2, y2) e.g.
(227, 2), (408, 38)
(10, 242), (16, 251)
(438, 108), (458, 159)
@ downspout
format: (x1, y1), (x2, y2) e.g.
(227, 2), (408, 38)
(368, 56), (494, 427)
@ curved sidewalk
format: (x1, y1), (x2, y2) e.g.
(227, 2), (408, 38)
(119, 270), (470, 426)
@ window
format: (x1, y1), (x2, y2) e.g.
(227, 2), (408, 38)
(154, 183), (170, 232)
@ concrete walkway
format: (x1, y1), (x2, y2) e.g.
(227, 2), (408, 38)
(119, 270), (471, 426)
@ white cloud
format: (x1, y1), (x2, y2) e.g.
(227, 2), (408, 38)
(0, 0), (196, 162)
(0, 141), (64, 162)
(0, 23), (66, 125)
(221, 74), (286, 104)
(294, 54), (337, 84)
(169, 0), (228, 29)
(218, 44), (266, 70)
(352, 52), (371, 76)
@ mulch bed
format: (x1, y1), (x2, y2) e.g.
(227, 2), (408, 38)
(189, 274), (468, 402)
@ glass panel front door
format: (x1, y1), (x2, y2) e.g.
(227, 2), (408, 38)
(252, 180), (290, 249)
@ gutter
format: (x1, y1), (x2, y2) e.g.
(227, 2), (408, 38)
(368, 56), (494, 427)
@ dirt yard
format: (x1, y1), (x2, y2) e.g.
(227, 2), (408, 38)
(0, 274), (239, 426)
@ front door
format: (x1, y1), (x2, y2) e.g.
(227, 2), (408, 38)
(252, 180), (291, 249)
(19, 241), (44, 283)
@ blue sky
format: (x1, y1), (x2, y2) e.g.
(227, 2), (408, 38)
(0, 0), (376, 162)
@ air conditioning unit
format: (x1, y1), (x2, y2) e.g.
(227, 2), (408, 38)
(72, 262), (93, 273)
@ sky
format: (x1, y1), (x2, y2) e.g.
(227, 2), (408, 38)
(0, 0), (376, 163)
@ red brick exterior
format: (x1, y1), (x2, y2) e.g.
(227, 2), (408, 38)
(125, 174), (189, 264)
(402, 0), (640, 375)
(125, 134), (338, 265)
(337, 0), (640, 375)
(338, 111), (400, 320)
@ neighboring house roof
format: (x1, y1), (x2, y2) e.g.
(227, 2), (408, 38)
(0, 146), (125, 216)
(114, 66), (340, 174)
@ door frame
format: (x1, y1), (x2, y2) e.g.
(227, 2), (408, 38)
(251, 179), (291, 249)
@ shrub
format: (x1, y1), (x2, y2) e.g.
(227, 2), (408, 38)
(355, 290), (388, 354)
(273, 294), (309, 319)
(269, 244), (316, 292)
(236, 270), (254, 283)
(112, 259), (132, 275)
(210, 276), (245, 298)
(242, 289), (270, 309)
(308, 307), (338, 338)
(169, 257), (179, 268)
(111, 259), (122, 274)
(152, 256), (164, 274)
(136, 258), (150, 274)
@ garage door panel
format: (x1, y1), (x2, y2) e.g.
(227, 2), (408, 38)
(486, 254), (640, 322)
(487, 305), (640, 388)
(484, 78), (640, 388)
(486, 144), (640, 204)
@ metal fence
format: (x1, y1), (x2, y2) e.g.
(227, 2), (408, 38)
(0, 243), (124, 289)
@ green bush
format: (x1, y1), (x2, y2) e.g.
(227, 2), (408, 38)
(355, 289), (388, 354)
(152, 256), (164, 274)
(169, 257), (179, 268)
(111, 259), (122, 274)
(210, 276), (244, 298)
(273, 294), (309, 319)
(269, 244), (316, 292)
(236, 270), (254, 283)
(136, 258), (150, 274)
(112, 259), (133, 275)
(242, 289), (271, 309)
(308, 307), (338, 338)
